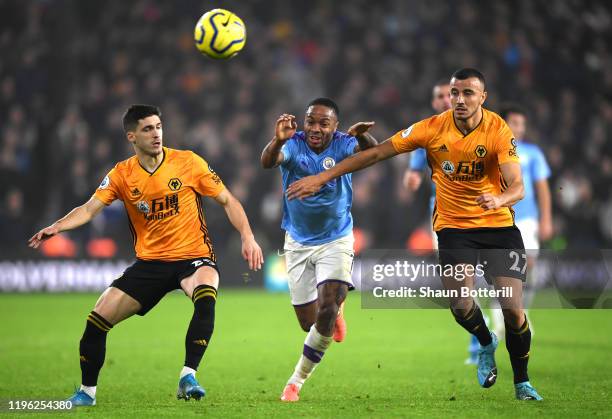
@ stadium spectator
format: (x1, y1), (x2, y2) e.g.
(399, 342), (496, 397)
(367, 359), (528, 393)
(1, 0), (610, 260)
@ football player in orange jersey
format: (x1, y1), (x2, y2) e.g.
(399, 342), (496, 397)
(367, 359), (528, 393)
(402, 80), (488, 366)
(287, 69), (543, 401)
(29, 104), (264, 406)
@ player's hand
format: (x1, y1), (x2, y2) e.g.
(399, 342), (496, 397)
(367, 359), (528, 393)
(403, 170), (422, 192)
(241, 235), (264, 271)
(539, 217), (553, 241)
(275, 114), (297, 141)
(476, 193), (503, 210)
(347, 121), (375, 137)
(286, 175), (324, 200)
(28, 224), (61, 249)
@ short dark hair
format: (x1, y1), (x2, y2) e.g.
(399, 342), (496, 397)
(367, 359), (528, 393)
(307, 97), (340, 119)
(498, 103), (527, 121)
(451, 68), (486, 90)
(122, 104), (161, 132)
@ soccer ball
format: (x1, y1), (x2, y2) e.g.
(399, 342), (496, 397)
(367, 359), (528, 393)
(194, 9), (246, 59)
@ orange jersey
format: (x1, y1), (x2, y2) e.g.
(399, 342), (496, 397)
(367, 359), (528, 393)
(93, 147), (225, 261)
(391, 109), (520, 231)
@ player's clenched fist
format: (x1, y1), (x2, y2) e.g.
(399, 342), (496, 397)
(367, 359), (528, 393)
(476, 193), (503, 210)
(275, 114), (297, 141)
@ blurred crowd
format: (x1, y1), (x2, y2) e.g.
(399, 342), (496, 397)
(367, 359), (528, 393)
(1, 0), (611, 260)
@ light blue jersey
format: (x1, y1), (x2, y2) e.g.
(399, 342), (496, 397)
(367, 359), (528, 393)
(410, 148), (436, 211)
(513, 141), (551, 221)
(280, 131), (358, 245)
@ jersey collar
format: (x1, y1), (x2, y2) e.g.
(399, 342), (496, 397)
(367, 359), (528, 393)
(138, 147), (166, 176)
(451, 109), (484, 138)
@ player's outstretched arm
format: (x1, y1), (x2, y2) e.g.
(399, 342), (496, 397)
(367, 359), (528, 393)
(286, 140), (398, 200)
(261, 114), (297, 168)
(28, 196), (106, 249)
(476, 161), (525, 210)
(347, 121), (378, 152)
(213, 188), (264, 271)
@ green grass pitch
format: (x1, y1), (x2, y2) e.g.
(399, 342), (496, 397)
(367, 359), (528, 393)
(1, 291), (611, 418)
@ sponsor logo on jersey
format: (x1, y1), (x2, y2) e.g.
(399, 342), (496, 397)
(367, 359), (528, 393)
(509, 138), (518, 157)
(322, 157), (336, 170)
(98, 175), (110, 190)
(136, 200), (150, 214)
(441, 160), (455, 174)
(137, 193), (180, 221)
(208, 164), (222, 184)
(443, 160), (485, 181)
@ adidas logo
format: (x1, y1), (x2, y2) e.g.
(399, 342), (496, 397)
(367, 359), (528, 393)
(80, 355), (87, 362)
(437, 144), (449, 152)
(193, 339), (208, 346)
(131, 188), (141, 196)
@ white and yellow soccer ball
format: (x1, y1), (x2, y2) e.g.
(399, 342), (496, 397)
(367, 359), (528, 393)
(194, 9), (246, 59)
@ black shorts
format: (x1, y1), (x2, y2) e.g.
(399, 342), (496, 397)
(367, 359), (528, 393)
(436, 226), (526, 283)
(110, 257), (219, 315)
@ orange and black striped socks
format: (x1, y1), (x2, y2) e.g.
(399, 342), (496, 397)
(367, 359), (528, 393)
(80, 311), (113, 386)
(185, 285), (217, 370)
(506, 316), (531, 384)
(452, 303), (493, 346)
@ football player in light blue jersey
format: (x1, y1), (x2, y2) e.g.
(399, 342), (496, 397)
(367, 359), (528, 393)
(488, 104), (553, 337)
(261, 98), (377, 402)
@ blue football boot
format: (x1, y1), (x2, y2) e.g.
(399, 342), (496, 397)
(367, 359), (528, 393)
(177, 374), (206, 401)
(477, 332), (498, 388)
(67, 389), (95, 406)
(515, 381), (543, 400)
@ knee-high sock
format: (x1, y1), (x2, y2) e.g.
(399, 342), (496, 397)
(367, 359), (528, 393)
(506, 315), (531, 384)
(80, 311), (113, 387)
(452, 303), (492, 346)
(287, 325), (332, 388)
(184, 285), (216, 370)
